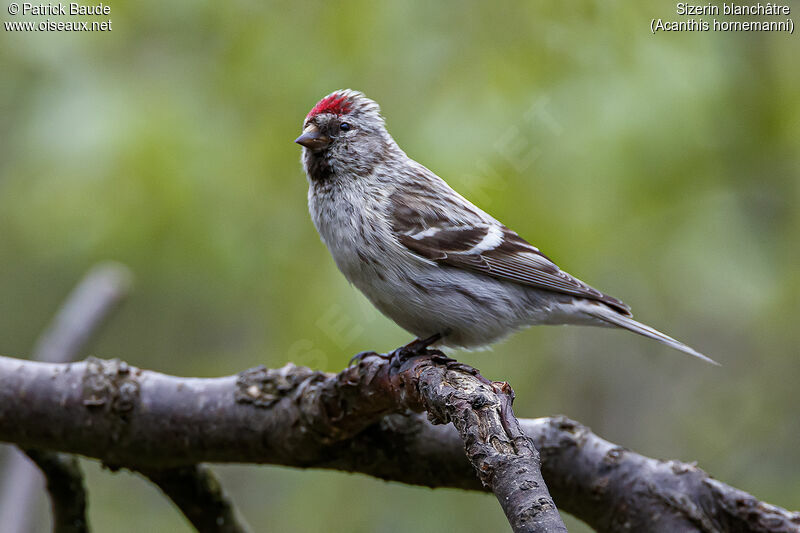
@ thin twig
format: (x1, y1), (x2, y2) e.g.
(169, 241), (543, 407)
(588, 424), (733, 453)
(24, 450), (89, 533)
(139, 465), (251, 533)
(30, 262), (133, 364)
(0, 264), (250, 533)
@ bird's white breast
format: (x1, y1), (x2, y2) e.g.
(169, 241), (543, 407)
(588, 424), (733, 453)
(308, 179), (389, 282)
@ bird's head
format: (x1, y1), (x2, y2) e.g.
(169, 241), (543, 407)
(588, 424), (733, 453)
(296, 89), (392, 181)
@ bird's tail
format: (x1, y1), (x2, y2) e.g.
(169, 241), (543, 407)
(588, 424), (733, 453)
(583, 306), (719, 366)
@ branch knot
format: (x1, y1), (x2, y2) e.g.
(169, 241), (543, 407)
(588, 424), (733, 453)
(234, 363), (325, 408)
(81, 357), (140, 417)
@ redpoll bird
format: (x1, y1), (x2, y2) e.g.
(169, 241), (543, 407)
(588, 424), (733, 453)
(296, 89), (717, 365)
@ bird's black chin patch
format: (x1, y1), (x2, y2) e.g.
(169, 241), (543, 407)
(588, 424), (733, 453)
(305, 150), (335, 182)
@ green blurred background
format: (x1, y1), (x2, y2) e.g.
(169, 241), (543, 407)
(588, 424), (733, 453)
(1, 1), (798, 531)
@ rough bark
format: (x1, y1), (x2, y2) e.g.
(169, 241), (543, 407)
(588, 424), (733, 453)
(0, 354), (797, 532)
(531, 416), (800, 533)
(235, 348), (565, 531)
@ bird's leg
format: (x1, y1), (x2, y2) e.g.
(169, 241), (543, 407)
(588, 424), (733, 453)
(389, 333), (444, 362)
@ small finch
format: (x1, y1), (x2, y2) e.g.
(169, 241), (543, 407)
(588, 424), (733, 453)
(296, 89), (717, 365)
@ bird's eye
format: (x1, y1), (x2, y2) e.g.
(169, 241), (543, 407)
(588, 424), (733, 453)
(339, 122), (351, 132)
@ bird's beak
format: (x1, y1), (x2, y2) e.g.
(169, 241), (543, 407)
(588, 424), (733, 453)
(295, 124), (331, 150)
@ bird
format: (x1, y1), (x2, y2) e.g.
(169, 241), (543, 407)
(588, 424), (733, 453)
(295, 89), (717, 365)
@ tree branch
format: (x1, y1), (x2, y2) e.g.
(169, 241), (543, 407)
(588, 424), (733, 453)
(138, 465), (251, 533)
(1, 264), (251, 533)
(23, 450), (89, 533)
(0, 263), (132, 533)
(0, 354), (797, 532)
(29, 262), (133, 365)
(528, 416), (800, 533)
(234, 348), (565, 531)
(340, 352), (566, 532)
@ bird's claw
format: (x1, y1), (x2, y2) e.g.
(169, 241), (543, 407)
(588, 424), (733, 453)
(386, 333), (444, 368)
(349, 334), (446, 369)
(348, 350), (387, 367)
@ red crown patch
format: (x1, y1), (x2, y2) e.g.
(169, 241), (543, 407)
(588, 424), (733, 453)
(307, 94), (352, 119)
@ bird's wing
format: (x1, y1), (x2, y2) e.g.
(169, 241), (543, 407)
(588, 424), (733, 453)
(389, 189), (632, 315)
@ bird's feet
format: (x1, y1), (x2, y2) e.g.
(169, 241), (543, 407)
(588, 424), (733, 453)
(348, 350), (388, 367)
(348, 333), (448, 368)
(387, 333), (445, 366)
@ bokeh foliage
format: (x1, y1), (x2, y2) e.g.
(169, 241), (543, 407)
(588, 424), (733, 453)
(1, 1), (798, 531)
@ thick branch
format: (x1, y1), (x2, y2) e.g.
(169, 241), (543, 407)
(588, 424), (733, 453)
(347, 352), (566, 532)
(388, 354), (564, 532)
(529, 417), (800, 533)
(0, 354), (797, 532)
(236, 349), (564, 532)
